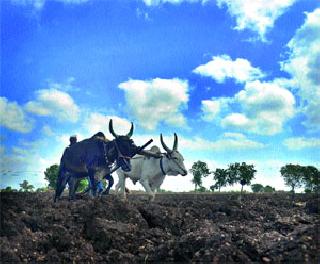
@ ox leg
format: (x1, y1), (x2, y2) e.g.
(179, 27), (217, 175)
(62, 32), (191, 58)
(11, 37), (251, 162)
(120, 176), (127, 200)
(104, 174), (114, 195)
(140, 179), (155, 201)
(54, 171), (69, 202)
(68, 176), (77, 201)
(115, 181), (120, 194)
(74, 178), (81, 193)
(88, 170), (97, 197)
(115, 172), (127, 200)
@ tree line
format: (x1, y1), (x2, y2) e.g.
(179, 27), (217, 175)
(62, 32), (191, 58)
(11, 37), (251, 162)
(189, 161), (319, 194)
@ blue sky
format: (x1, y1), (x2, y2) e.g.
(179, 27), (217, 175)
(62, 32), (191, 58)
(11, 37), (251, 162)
(1, 0), (319, 191)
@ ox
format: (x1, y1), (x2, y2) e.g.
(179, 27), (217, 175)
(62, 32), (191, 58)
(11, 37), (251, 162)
(54, 119), (153, 202)
(115, 133), (187, 201)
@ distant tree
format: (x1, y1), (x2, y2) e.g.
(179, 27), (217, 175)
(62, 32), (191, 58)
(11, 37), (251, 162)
(44, 164), (59, 189)
(228, 162), (256, 194)
(198, 186), (207, 192)
(36, 187), (49, 192)
(212, 168), (228, 192)
(263, 185), (275, 192)
(251, 183), (264, 193)
(280, 164), (304, 194)
(302, 166), (320, 193)
(77, 178), (89, 192)
(189, 161), (211, 191)
(1, 186), (18, 192)
(156, 188), (172, 193)
(19, 180), (34, 192)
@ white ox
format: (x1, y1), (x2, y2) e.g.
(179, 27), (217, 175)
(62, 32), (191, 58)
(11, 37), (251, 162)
(115, 133), (187, 200)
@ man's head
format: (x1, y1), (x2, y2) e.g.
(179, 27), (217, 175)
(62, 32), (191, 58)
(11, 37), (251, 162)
(69, 135), (77, 146)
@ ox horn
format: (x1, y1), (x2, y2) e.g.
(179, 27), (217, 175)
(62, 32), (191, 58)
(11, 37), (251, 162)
(160, 134), (171, 153)
(126, 122), (134, 138)
(109, 119), (118, 138)
(173, 133), (178, 151)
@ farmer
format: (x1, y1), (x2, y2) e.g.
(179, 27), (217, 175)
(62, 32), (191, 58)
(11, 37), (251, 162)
(69, 135), (77, 146)
(87, 172), (114, 195)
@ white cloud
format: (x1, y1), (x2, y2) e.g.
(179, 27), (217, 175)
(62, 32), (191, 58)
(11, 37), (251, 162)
(25, 89), (80, 123)
(281, 8), (320, 132)
(125, 132), (264, 154)
(193, 55), (265, 83)
(41, 125), (54, 136)
(143, 0), (206, 6)
(11, 0), (90, 10)
(221, 112), (249, 129)
(201, 97), (232, 122)
(221, 80), (295, 135)
(0, 145), (45, 189)
(119, 78), (189, 130)
(216, 0), (298, 41)
(201, 100), (221, 121)
(0, 97), (33, 133)
(179, 133), (264, 152)
(283, 137), (320, 150)
(84, 113), (134, 138)
(222, 132), (246, 139)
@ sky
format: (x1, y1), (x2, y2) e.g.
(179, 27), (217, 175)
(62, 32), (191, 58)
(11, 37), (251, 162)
(1, 0), (319, 192)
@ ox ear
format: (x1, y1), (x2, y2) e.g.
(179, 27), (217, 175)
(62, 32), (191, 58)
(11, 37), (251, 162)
(173, 133), (178, 151)
(160, 134), (171, 153)
(109, 119), (118, 138)
(126, 122), (134, 138)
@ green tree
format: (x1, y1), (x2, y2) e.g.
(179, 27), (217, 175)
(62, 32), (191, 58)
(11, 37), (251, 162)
(19, 180), (34, 192)
(44, 164), (59, 189)
(212, 168), (228, 192)
(77, 178), (89, 192)
(280, 164), (304, 194)
(251, 183), (264, 193)
(228, 162), (256, 194)
(36, 187), (49, 192)
(263, 185), (275, 192)
(198, 186), (207, 192)
(189, 161), (211, 191)
(302, 166), (319, 193)
(1, 186), (17, 192)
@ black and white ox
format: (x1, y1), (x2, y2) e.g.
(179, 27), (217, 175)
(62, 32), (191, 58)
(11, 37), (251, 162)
(54, 119), (153, 202)
(115, 133), (188, 201)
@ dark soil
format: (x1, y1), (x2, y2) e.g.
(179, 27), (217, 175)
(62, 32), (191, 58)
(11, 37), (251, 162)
(1, 192), (319, 263)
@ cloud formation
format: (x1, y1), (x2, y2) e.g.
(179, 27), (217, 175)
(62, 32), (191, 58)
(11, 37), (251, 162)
(119, 78), (189, 130)
(201, 97), (231, 122)
(142, 0), (206, 6)
(25, 89), (80, 123)
(11, 0), (90, 10)
(193, 55), (264, 83)
(84, 113), (133, 138)
(179, 133), (264, 151)
(131, 132), (264, 152)
(221, 80), (295, 135)
(281, 8), (320, 132)
(283, 137), (320, 150)
(0, 97), (33, 133)
(216, 0), (297, 41)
